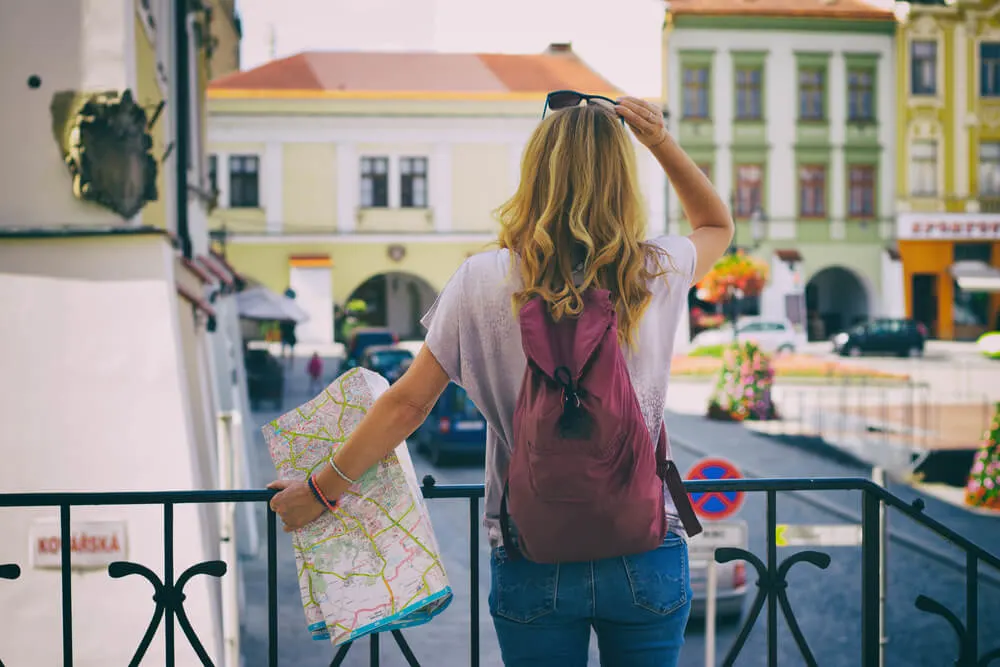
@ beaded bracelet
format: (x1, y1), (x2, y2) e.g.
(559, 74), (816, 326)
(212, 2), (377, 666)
(308, 474), (338, 513)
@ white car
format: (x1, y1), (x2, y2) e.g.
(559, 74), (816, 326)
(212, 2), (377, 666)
(691, 317), (799, 355)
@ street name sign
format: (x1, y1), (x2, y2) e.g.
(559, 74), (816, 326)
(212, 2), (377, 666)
(775, 524), (863, 548)
(29, 519), (128, 570)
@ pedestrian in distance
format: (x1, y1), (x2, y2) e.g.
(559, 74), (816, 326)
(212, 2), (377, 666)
(267, 91), (734, 667)
(307, 352), (323, 394)
(279, 319), (297, 367)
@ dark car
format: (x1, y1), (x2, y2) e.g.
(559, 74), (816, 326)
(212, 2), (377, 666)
(832, 318), (929, 358)
(360, 345), (414, 384)
(343, 327), (399, 368)
(244, 348), (284, 409)
(413, 383), (487, 465)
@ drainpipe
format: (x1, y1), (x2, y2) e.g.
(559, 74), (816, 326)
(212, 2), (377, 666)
(174, 0), (192, 259)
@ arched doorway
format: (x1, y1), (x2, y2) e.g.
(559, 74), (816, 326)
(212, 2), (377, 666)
(342, 272), (438, 341)
(805, 266), (870, 340)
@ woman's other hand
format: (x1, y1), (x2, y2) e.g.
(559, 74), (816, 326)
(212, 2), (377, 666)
(267, 479), (325, 532)
(615, 96), (668, 148)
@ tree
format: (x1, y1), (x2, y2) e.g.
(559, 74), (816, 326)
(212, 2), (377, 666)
(966, 402), (1000, 511)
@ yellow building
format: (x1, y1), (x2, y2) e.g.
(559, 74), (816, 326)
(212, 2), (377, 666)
(0, 1), (247, 664)
(206, 45), (668, 344)
(896, 0), (1000, 340)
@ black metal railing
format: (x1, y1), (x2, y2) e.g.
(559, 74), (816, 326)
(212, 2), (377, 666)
(1, 477), (998, 667)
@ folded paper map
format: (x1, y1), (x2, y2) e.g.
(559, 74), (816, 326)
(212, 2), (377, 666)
(264, 367), (453, 646)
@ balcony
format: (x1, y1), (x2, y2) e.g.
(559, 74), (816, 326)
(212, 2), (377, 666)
(2, 477), (998, 666)
(355, 207), (434, 233)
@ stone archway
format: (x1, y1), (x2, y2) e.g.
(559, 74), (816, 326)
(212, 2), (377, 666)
(805, 266), (871, 340)
(343, 272), (438, 340)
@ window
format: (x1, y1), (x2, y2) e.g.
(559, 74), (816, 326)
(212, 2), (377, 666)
(682, 66), (709, 119)
(400, 157), (428, 208)
(208, 154), (218, 193)
(798, 68), (825, 121)
(735, 67), (762, 120)
(228, 155), (259, 208)
(848, 165), (876, 218)
(981, 43), (1000, 97)
(798, 165), (827, 218)
(980, 143), (1000, 195)
(909, 140), (937, 196)
(911, 41), (937, 96)
(360, 157), (389, 208)
(734, 164), (763, 218)
(848, 69), (875, 122)
(953, 244), (992, 330)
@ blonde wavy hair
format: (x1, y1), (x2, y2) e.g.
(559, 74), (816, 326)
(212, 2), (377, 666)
(496, 102), (673, 348)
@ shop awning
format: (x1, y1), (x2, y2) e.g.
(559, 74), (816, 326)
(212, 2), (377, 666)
(236, 285), (310, 323)
(950, 260), (1000, 292)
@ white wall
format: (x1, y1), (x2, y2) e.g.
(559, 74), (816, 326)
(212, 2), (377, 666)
(666, 28), (896, 227)
(0, 0), (137, 228)
(0, 238), (223, 666)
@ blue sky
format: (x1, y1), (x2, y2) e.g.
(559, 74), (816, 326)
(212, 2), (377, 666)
(236, 0), (666, 96)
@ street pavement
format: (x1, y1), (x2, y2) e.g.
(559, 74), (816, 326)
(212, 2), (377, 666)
(238, 349), (1000, 667)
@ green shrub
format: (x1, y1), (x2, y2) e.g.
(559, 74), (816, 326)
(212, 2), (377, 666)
(689, 344), (727, 358)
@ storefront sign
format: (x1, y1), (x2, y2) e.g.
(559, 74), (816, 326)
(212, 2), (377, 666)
(29, 519), (128, 570)
(897, 213), (1000, 240)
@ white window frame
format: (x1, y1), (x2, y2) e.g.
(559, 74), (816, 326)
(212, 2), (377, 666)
(360, 156), (390, 208)
(979, 142), (1000, 196)
(399, 156), (429, 208)
(909, 140), (938, 197)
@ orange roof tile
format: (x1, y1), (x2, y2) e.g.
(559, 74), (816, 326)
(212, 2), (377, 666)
(209, 46), (620, 95)
(668, 0), (896, 20)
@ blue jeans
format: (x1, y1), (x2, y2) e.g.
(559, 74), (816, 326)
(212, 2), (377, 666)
(489, 532), (691, 667)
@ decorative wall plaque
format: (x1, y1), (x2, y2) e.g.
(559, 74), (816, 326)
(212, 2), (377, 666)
(65, 89), (158, 220)
(387, 244), (406, 263)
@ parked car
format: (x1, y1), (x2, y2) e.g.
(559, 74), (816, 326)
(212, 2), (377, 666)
(412, 382), (487, 465)
(343, 327), (399, 369)
(689, 558), (748, 621)
(359, 345), (414, 384)
(832, 318), (928, 357)
(690, 317), (798, 354)
(244, 348), (284, 410)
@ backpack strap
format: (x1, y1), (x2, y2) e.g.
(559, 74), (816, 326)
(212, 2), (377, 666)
(655, 422), (703, 538)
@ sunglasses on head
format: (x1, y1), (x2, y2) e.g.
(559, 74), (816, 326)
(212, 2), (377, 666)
(542, 90), (625, 125)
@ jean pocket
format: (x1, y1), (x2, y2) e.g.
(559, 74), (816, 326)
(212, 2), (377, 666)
(489, 549), (559, 623)
(622, 532), (688, 615)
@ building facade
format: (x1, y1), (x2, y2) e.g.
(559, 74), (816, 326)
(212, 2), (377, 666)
(0, 1), (248, 664)
(664, 0), (900, 340)
(206, 45), (673, 345)
(895, 0), (1000, 340)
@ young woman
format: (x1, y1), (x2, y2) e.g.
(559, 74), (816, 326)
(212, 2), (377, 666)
(268, 93), (734, 666)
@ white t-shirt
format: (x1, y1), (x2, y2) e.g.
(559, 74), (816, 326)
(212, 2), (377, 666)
(421, 234), (698, 548)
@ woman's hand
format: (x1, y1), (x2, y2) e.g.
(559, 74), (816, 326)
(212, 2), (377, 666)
(267, 479), (326, 532)
(615, 96), (668, 149)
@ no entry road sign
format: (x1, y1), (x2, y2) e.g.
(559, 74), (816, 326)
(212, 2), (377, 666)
(686, 457), (746, 520)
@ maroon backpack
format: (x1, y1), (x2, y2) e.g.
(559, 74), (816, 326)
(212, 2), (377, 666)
(500, 288), (703, 563)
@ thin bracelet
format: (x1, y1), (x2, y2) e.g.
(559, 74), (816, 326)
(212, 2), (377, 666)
(647, 132), (669, 150)
(308, 474), (338, 512)
(329, 457), (357, 485)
